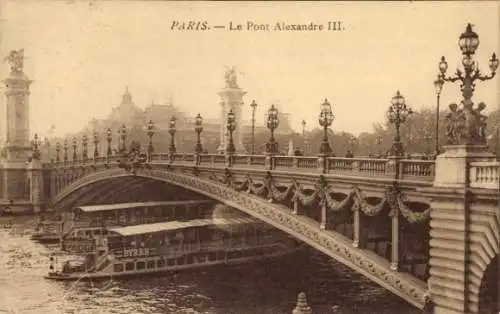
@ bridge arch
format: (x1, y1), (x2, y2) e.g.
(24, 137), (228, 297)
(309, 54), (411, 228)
(51, 167), (429, 309)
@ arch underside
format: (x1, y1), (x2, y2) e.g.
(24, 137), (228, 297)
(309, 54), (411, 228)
(53, 176), (209, 211)
(52, 168), (429, 309)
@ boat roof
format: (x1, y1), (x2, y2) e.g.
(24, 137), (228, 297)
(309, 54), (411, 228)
(107, 216), (257, 237)
(73, 200), (213, 213)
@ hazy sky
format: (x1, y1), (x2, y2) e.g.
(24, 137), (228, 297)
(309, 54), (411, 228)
(0, 1), (499, 137)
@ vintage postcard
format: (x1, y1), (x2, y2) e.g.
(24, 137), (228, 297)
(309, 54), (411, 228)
(0, 1), (498, 314)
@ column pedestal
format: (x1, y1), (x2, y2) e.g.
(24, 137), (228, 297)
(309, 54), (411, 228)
(420, 145), (499, 314)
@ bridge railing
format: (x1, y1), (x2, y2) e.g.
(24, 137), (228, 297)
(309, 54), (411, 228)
(470, 160), (500, 189)
(147, 153), (437, 182)
(47, 152), (499, 188)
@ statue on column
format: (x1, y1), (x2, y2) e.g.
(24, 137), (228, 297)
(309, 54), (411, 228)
(3, 49), (25, 74)
(224, 66), (238, 88)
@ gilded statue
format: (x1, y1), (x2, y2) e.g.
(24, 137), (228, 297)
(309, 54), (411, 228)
(3, 49), (25, 73)
(224, 66), (238, 88)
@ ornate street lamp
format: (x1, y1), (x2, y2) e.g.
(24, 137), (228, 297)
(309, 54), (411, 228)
(387, 91), (413, 157)
(44, 136), (50, 162)
(376, 135), (383, 158)
(318, 99), (335, 155)
(63, 139), (69, 165)
(55, 142), (61, 163)
(169, 116), (177, 155)
(226, 109), (236, 155)
(31, 134), (41, 160)
(105, 128), (113, 160)
(433, 74), (444, 155)
(194, 114), (203, 154)
(146, 120), (155, 161)
(82, 134), (88, 162)
(72, 137), (78, 162)
(266, 104), (279, 154)
(119, 125), (127, 152)
(250, 100), (257, 155)
(424, 130), (432, 156)
(438, 23), (498, 145)
(301, 120), (309, 156)
(93, 131), (99, 160)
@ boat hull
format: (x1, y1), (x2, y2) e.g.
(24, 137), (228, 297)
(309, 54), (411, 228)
(31, 234), (60, 244)
(44, 247), (298, 281)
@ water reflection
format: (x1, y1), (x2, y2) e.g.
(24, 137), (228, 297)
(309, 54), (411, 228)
(0, 216), (418, 314)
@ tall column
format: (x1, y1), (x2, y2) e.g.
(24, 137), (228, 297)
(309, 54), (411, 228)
(217, 68), (247, 153)
(1, 49), (32, 206)
(217, 101), (226, 153)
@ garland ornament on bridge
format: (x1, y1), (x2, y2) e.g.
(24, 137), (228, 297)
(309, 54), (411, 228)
(439, 23), (498, 145)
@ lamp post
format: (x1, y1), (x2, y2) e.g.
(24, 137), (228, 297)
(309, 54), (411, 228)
(63, 139), (68, 165)
(266, 104), (279, 154)
(433, 75), (444, 156)
(44, 136), (50, 162)
(55, 142), (61, 163)
(376, 135), (383, 157)
(194, 113), (203, 154)
(387, 91), (413, 157)
(169, 117), (177, 156)
(226, 109), (236, 166)
(72, 137), (77, 162)
(82, 134), (88, 163)
(301, 120), (309, 156)
(226, 109), (236, 154)
(250, 100), (257, 155)
(93, 131), (99, 160)
(424, 131), (432, 157)
(119, 125), (127, 152)
(106, 128), (113, 162)
(31, 134), (41, 160)
(438, 23), (498, 145)
(146, 120), (155, 162)
(318, 99), (335, 156)
(348, 135), (357, 156)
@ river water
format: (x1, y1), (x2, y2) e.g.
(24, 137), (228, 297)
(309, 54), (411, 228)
(0, 216), (419, 314)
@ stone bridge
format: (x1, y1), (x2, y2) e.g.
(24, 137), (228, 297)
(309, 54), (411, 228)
(22, 150), (499, 314)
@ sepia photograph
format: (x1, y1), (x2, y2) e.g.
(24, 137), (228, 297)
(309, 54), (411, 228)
(0, 1), (498, 313)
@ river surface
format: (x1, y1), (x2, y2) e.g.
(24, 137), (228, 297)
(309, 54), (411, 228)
(0, 216), (419, 314)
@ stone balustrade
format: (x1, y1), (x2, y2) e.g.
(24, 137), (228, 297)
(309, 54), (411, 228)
(45, 152), (500, 190)
(469, 160), (500, 189)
